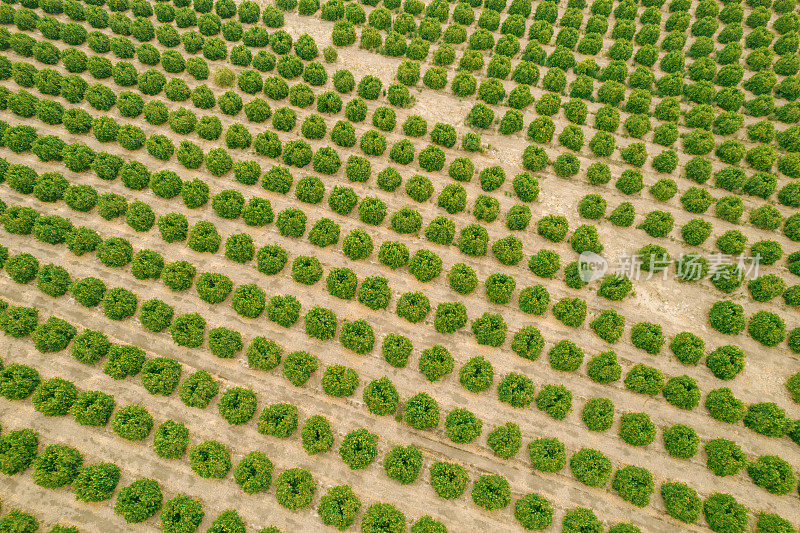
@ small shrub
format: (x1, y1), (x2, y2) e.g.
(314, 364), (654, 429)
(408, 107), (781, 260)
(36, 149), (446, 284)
(624, 364), (664, 395)
(619, 413), (656, 446)
(570, 448), (612, 487)
(321, 365), (359, 397)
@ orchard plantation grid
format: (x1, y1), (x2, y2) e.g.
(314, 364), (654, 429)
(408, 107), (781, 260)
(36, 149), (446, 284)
(0, 0), (800, 530)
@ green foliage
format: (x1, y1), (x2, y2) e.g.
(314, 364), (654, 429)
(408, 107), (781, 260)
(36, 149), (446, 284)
(384, 445), (423, 484)
(570, 225), (603, 254)
(266, 296), (300, 328)
(321, 365), (359, 397)
(429, 461), (468, 499)
(440, 406), (483, 444)
(430, 301), (466, 334)
(361, 503), (406, 533)
(514, 493), (553, 530)
(283, 350), (317, 386)
(663, 424), (700, 459)
(115, 479), (163, 523)
(706, 345), (745, 380)
(585, 351), (621, 386)
(747, 455), (796, 495)
(705, 388), (746, 424)
(256, 246), (288, 277)
(318, 485), (361, 531)
(404, 392), (440, 430)
(72, 390), (115, 426)
(469, 311), (506, 346)
(187, 220), (222, 253)
(703, 493), (747, 533)
(518, 284), (549, 316)
(662, 375), (701, 410)
(161, 496), (204, 533)
(139, 357), (181, 396)
(30, 317), (76, 353)
(630, 322), (665, 354)
(744, 402), (788, 437)
(136, 299), (172, 334)
(497, 373), (535, 408)
(101, 288), (138, 321)
(0, 306), (39, 338)
(299, 415), (333, 455)
(291, 256), (323, 286)
(393, 291), (429, 325)
(548, 340), (583, 372)
(0, 363), (40, 403)
(153, 420), (189, 459)
(786, 373), (800, 404)
(217, 387), (257, 425)
(358, 197), (387, 226)
(528, 249), (560, 279)
(246, 337), (282, 372)
(708, 301), (746, 335)
(661, 482), (702, 524)
(624, 364), (664, 395)
(74, 462), (121, 502)
(0, 428), (39, 476)
(69, 330), (109, 366)
(570, 448), (612, 487)
(612, 466), (653, 507)
(748, 275), (787, 302)
(415, 344), (453, 382)
(304, 307), (337, 341)
(748, 311), (786, 347)
(189, 440), (231, 480)
(257, 402), (298, 438)
(178, 370), (219, 409)
(32, 377), (77, 417)
(201, 330), (242, 363)
(31, 444), (83, 489)
(536, 384), (572, 420)
(192, 273), (231, 306)
(705, 438), (747, 476)
(472, 474), (511, 511)
(523, 438), (565, 475)
(455, 356), (493, 394)
(755, 513), (795, 533)
(162, 261), (196, 292)
(361, 376), (398, 416)
(339, 428), (378, 469)
(340, 320), (374, 354)
(231, 283), (266, 319)
(552, 298), (587, 327)
(582, 398), (614, 431)
(618, 412), (656, 447)
(382, 334), (412, 369)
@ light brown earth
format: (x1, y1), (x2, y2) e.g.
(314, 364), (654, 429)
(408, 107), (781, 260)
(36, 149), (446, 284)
(1, 0), (799, 532)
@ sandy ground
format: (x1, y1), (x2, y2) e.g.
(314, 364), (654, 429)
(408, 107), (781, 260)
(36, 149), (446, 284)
(1, 0), (799, 531)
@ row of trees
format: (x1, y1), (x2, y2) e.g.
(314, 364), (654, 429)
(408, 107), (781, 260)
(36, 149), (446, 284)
(3, 282), (794, 521)
(7, 26), (800, 193)
(3, 2), (796, 528)
(9, 216), (794, 371)
(1, 161), (635, 307)
(8, 78), (799, 246)
(0, 426), (287, 530)
(4, 150), (796, 331)
(9, 282), (792, 481)
(336, 0), (798, 82)
(8, 0), (800, 123)
(4, 0), (792, 370)
(4, 353), (683, 529)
